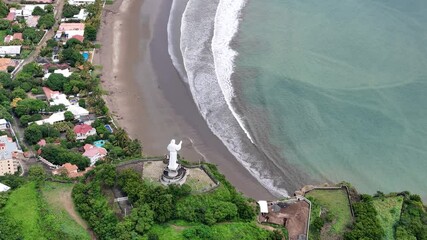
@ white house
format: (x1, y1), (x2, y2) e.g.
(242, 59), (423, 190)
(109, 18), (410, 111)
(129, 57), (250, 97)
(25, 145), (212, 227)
(73, 124), (96, 140)
(35, 111), (65, 125)
(62, 9), (88, 21)
(44, 68), (73, 79)
(0, 46), (21, 57)
(0, 119), (8, 130)
(67, 105), (89, 118)
(10, 5), (47, 19)
(258, 200), (269, 214)
(55, 23), (85, 40)
(0, 182), (11, 192)
(68, 0), (95, 5)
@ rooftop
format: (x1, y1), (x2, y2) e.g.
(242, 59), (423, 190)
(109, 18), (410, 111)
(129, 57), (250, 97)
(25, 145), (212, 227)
(0, 182), (10, 192)
(59, 23), (85, 31)
(0, 58), (16, 72)
(74, 124), (93, 134)
(0, 135), (19, 160)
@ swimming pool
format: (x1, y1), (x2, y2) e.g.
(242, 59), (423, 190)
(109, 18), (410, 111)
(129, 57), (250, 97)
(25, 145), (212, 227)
(82, 52), (89, 61)
(105, 124), (113, 133)
(93, 140), (106, 147)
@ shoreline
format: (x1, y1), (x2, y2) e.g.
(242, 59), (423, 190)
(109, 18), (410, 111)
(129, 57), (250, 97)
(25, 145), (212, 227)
(94, 0), (275, 200)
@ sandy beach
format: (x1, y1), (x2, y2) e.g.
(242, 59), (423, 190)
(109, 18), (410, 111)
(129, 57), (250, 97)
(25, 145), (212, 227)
(93, 0), (275, 200)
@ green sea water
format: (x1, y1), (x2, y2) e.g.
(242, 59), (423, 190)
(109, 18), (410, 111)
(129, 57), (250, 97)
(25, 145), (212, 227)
(234, 0), (427, 197)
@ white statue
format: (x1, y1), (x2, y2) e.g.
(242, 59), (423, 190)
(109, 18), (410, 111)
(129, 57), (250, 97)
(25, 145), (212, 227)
(167, 139), (182, 171)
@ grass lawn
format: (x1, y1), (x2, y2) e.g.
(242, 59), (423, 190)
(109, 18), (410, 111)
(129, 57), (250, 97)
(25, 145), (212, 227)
(0, 30), (7, 44)
(20, 49), (32, 59)
(3, 182), (45, 239)
(145, 221), (272, 240)
(372, 196), (403, 240)
(41, 182), (91, 240)
(306, 189), (353, 235)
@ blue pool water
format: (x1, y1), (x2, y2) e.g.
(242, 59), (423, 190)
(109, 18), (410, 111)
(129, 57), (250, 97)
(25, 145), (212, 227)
(93, 140), (106, 148)
(82, 52), (89, 61)
(105, 124), (113, 133)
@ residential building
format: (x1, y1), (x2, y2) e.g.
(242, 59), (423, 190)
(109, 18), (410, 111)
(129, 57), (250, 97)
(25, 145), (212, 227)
(67, 105), (89, 118)
(83, 144), (107, 166)
(33, 0), (54, 3)
(0, 46), (21, 57)
(0, 135), (20, 176)
(0, 182), (10, 192)
(35, 111), (65, 125)
(74, 124), (96, 140)
(37, 139), (46, 147)
(0, 119), (8, 130)
(0, 58), (16, 72)
(42, 87), (60, 100)
(4, 33), (23, 43)
(68, 0), (95, 5)
(52, 163), (93, 178)
(62, 9), (88, 21)
(78, 114), (97, 125)
(55, 23), (85, 40)
(43, 87), (71, 106)
(4, 12), (15, 21)
(10, 5), (47, 19)
(26, 15), (40, 28)
(43, 68), (72, 79)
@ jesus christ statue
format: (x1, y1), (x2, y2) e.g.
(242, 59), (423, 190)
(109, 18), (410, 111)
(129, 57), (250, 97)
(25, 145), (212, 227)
(167, 139), (182, 171)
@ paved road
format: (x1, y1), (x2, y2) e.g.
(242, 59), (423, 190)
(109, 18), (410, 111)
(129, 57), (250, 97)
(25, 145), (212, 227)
(12, 0), (66, 78)
(9, 0), (65, 175)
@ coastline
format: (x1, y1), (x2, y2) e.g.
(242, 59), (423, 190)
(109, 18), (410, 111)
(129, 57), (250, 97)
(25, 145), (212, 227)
(94, 0), (275, 200)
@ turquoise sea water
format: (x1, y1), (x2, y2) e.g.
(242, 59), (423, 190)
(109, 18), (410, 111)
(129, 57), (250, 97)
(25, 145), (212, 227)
(234, 0), (427, 197)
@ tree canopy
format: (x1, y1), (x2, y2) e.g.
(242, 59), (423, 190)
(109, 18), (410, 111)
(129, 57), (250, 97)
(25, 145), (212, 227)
(37, 13), (55, 29)
(45, 73), (68, 91)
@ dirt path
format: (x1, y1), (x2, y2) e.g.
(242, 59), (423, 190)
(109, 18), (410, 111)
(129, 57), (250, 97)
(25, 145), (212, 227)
(59, 189), (89, 229)
(58, 189), (97, 239)
(43, 183), (96, 239)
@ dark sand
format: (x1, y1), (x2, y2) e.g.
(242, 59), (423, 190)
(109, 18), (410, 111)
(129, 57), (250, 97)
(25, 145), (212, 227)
(94, 0), (275, 200)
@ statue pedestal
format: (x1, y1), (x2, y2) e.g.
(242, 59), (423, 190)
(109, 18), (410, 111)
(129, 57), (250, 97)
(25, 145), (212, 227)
(160, 164), (187, 185)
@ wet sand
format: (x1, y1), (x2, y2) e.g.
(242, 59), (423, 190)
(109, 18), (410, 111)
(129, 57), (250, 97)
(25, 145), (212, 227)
(94, 0), (275, 200)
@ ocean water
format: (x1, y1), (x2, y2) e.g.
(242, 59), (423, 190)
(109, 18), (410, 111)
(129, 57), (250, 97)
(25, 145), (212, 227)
(234, 0), (427, 197)
(169, 0), (427, 198)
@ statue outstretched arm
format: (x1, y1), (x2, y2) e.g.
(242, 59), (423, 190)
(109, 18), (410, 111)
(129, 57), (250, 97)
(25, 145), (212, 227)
(176, 141), (182, 151)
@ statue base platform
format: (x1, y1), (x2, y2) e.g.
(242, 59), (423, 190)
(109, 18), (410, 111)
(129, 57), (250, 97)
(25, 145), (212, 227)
(160, 164), (187, 185)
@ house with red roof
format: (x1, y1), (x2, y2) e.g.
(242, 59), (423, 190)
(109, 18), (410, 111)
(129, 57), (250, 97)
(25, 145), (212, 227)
(55, 23), (85, 40)
(83, 144), (107, 166)
(4, 12), (15, 21)
(37, 139), (46, 147)
(3, 33), (22, 44)
(74, 124), (96, 140)
(52, 163), (93, 178)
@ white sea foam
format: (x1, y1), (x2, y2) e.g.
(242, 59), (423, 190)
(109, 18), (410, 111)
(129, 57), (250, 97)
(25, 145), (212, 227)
(212, 0), (254, 144)
(167, 0), (189, 82)
(179, 0), (289, 197)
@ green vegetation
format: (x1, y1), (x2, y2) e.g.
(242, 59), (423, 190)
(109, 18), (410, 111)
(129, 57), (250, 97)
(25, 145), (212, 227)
(344, 194), (384, 240)
(372, 195), (404, 240)
(0, 0), (8, 18)
(0, 29), (7, 44)
(41, 144), (90, 170)
(72, 163), (282, 240)
(41, 182), (91, 240)
(145, 222), (273, 240)
(63, 4), (80, 18)
(395, 193), (427, 240)
(3, 182), (43, 239)
(0, 167), (91, 240)
(306, 189), (352, 236)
